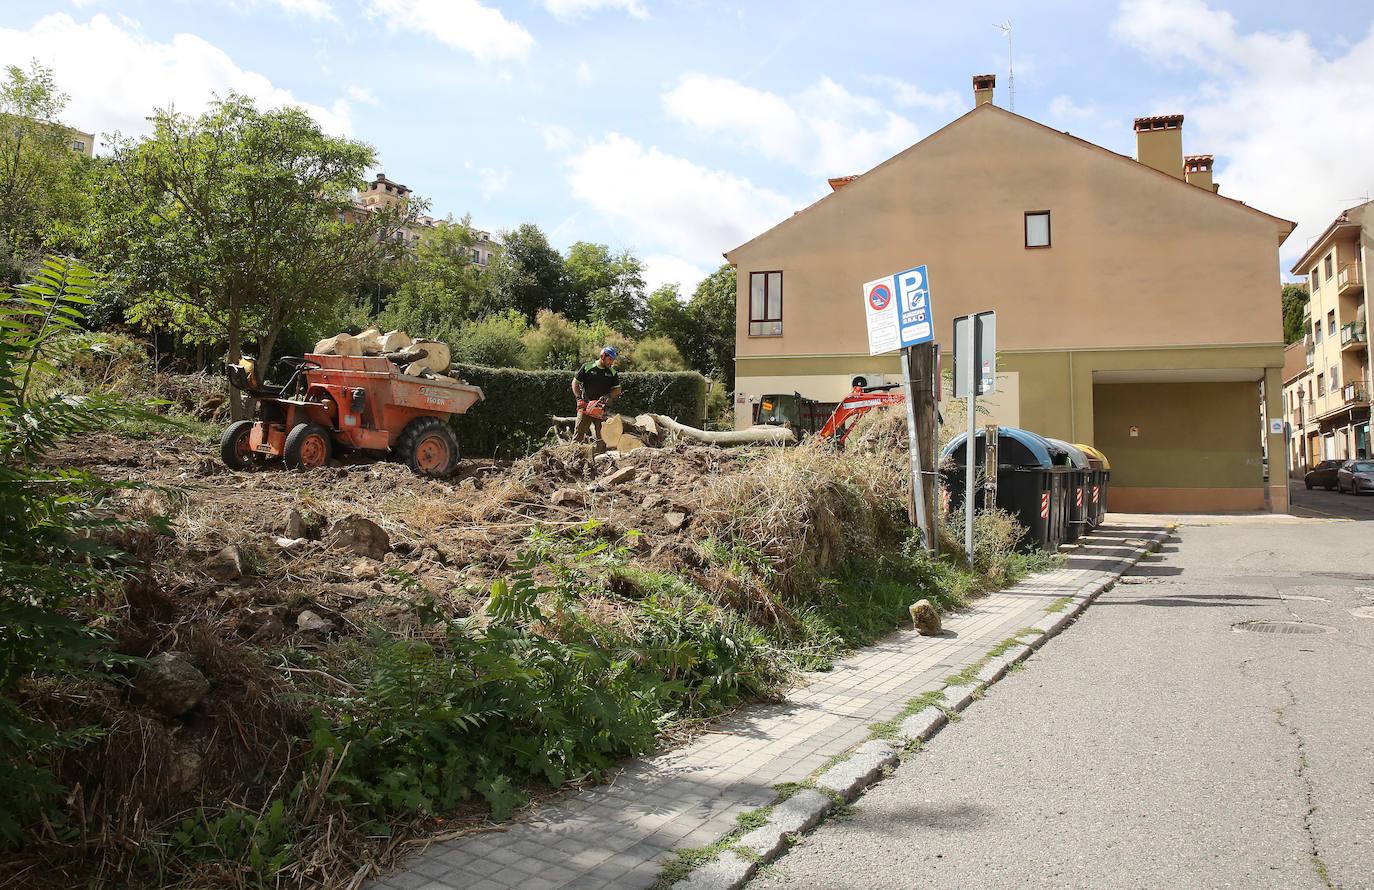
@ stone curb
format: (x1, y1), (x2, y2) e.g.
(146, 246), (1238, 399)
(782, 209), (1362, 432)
(667, 529), (1170, 890)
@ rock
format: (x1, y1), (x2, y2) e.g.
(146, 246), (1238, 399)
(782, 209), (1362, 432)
(623, 533), (651, 553)
(205, 544), (247, 581)
(275, 536), (308, 551)
(664, 511), (689, 532)
(284, 508), (307, 539)
(646, 474), (662, 486)
(165, 743), (203, 795)
(909, 599), (942, 635)
(313, 333), (362, 356)
(553, 488), (586, 507)
(296, 610), (334, 634)
(380, 329), (412, 352)
(419, 547), (443, 564)
(350, 559), (381, 581)
(327, 515), (390, 559)
(642, 493), (664, 511)
(136, 652), (209, 717)
(600, 466), (637, 487)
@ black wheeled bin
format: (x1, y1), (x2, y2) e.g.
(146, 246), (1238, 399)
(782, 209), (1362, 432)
(941, 428), (1074, 552)
(1073, 443), (1111, 526)
(1046, 438), (1092, 541)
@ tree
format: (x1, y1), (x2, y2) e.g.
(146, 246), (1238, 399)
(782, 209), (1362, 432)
(563, 241), (647, 333)
(687, 266), (741, 387)
(485, 223), (567, 322)
(96, 94), (411, 417)
(0, 62), (91, 285)
(378, 214), (487, 344)
(1282, 284), (1310, 345)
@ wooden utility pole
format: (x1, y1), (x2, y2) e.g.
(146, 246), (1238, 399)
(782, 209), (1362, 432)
(901, 342), (940, 553)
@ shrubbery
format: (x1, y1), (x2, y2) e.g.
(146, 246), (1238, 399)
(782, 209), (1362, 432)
(450, 363), (707, 457)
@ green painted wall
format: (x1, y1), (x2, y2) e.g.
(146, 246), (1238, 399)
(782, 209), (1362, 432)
(1093, 381), (1263, 489)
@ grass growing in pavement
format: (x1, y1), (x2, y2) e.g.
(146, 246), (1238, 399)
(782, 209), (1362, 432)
(944, 629), (1039, 686)
(1045, 595), (1075, 613)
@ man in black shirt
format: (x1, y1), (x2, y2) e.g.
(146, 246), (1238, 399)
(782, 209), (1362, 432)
(572, 346), (622, 443)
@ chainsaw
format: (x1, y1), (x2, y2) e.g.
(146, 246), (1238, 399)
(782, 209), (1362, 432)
(577, 397), (609, 420)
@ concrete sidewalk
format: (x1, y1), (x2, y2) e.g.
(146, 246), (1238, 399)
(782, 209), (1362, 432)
(369, 524), (1171, 890)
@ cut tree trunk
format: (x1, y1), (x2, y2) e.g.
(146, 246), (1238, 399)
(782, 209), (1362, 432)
(600, 414), (663, 451)
(650, 414), (796, 446)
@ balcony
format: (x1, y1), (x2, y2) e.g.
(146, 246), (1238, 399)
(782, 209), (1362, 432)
(1343, 383), (1369, 405)
(1341, 322), (1367, 351)
(1305, 347), (1315, 367)
(1337, 262), (1364, 295)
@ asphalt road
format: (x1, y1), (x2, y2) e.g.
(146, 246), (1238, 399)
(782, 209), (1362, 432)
(1289, 478), (1374, 521)
(751, 512), (1374, 890)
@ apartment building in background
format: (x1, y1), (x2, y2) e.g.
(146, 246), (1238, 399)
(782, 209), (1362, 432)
(1287, 202), (1371, 465)
(1282, 334), (1314, 474)
(726, 75), (1294, 513)
(353, 174), (499, 269)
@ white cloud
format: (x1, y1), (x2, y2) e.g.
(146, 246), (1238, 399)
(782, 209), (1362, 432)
(1113, 0), (1374, 264)
(541, 123), (575, 151)
(346, 84), (379, 106)
(542, 0), (648, 21)
(262, 0), (334, 19)
(643, 253), (708, 298)
(662, 73), (922, 177)
(860, 74), (960, 114)
(364, 0), (534, 62)
(0, 13), (353, 147)
(567, 133), (796, 265)
(479, 168), (510, 199)
(1048, 95), (1098, 120)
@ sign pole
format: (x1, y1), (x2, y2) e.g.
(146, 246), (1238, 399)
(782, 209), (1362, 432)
(964, 319), (977, 569)
(900, 345), (928, 552)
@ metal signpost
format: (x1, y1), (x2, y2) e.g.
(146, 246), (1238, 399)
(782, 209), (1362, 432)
(952, 311), (996, 568)
(864, 266), (936, 552)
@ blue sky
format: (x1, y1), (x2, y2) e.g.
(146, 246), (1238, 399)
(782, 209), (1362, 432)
(3, 0), (1372, 294)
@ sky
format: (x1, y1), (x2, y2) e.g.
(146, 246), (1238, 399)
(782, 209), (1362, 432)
(2, 0), (1372, 295)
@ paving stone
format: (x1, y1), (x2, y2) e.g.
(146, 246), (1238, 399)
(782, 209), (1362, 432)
(670, 850), (757, 890)
(898, 706), (948, 742)
(815, 740), (899, 800)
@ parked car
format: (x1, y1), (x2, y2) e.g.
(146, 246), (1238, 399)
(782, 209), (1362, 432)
(1336, 460), (1374, 495)
(1305, 459), (1344, 490)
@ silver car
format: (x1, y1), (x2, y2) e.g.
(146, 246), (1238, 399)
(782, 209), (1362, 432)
(1336, 460), (1374, 495)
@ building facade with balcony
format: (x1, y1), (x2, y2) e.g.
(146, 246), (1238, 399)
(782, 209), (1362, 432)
(1281, 335), (1314, 475)
(350, 174), (499, 268)
(726, 76), (1295, 513)
(1289, 201), (1371, 464)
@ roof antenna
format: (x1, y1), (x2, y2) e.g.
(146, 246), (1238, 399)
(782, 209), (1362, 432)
(993, 21), (1014, 112)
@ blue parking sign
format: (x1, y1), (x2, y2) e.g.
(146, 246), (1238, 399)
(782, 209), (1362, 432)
(896, 265), (933, 346)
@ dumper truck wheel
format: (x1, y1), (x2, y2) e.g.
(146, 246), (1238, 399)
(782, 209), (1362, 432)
(397, 416), (460, 476)
(284, 422), (332, 469)
(220, 421), (255, 470)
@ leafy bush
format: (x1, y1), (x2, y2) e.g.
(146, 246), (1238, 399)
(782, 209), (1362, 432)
(450, 363), (707, 457)
(454, 310), (529, 368)
(522, 309), (582, 370)
(622, 335), (686, 372)
(0, 256), (163, 846)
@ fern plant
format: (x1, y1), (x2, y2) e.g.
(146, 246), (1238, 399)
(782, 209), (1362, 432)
(0, 255), (163, 847)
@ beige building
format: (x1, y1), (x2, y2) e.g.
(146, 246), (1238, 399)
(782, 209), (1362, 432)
(726, 76), (1294, 513)
(1281, 334), (1314, 475)
(1287, 202), (1371, 464)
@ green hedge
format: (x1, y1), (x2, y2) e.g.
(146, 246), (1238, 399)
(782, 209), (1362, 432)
(449, 363), (708, 458)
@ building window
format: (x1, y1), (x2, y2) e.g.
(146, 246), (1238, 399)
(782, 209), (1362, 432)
(1311, 269), (1319, 292)
(1325, 253), (1333, 279)
(71, 140), (84, 152)
(1330, 365), (1339, 389)
(1317, 374), (1325, 396)
(1314, 321), (1322, 343)
(1025, 211), (1051, 248)
(749, 271), (783, 337)
(1328, 310), (1336, 336)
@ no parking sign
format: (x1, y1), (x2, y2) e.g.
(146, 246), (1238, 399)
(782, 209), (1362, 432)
(864, 265), (934, 355)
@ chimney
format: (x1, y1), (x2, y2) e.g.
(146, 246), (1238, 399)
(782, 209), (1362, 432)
(827, 175), (859, 192)
(973, 74), (996, 107)
(1184, 154), (1216, 192)
(1133, 114), (1185, 179)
